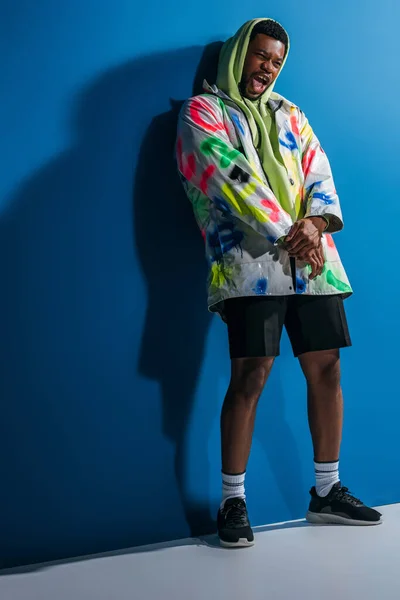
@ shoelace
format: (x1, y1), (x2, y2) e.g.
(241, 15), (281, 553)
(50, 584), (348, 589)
(334, 487), (362, 506)
(224, 501), (248, 526)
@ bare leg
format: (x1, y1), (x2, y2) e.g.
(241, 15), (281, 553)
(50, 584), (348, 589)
(299, 349), (342, 462)
(221, 357), (274, 474)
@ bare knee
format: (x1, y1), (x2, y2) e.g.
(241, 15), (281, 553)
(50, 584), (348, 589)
(300, 350), (341, 389)
(227, 357), (274, 407)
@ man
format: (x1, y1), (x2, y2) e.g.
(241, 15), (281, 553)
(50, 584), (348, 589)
(176, 18), (381, 548)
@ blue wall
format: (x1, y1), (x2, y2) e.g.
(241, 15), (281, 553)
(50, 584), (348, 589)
(1, 0), (399, 568)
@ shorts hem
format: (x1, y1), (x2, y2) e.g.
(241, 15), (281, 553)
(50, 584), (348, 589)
(292, 338), (352, 358)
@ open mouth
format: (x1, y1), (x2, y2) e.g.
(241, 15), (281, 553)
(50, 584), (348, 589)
(251, 74), (271, 94)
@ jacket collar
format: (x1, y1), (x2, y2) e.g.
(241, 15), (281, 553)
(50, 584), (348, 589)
(203, 80), (288, 114)
(204, 81), (295, 142)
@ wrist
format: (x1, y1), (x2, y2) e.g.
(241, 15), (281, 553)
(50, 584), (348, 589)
(307, 216), (328, 234)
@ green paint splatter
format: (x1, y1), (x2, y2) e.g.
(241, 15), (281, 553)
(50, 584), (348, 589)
(326, 269), (352, 293)
(200, 136), (240, 168)
(188, 188), (209, 225)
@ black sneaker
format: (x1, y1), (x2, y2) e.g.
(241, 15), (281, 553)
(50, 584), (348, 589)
(217, 497), (255, 547)
(306, 482), (382, 526)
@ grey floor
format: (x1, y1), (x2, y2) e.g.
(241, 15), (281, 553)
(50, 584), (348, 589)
(1, 504), (398, 600)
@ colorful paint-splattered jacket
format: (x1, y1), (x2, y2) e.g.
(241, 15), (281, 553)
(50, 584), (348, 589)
(176, 84), (352, 312)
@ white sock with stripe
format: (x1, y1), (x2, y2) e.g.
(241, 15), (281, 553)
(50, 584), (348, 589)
(221, 471), (246, 508)
(314, 460), (340, 497)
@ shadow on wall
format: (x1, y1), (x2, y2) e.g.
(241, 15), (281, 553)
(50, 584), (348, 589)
(0, 40), (302, 570)
(134, 41), (224, 538)
(0, 43), (221, 570)
(134, 41), (224, 539)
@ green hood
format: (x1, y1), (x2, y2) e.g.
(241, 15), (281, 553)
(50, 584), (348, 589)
(216, 18), (294, 216)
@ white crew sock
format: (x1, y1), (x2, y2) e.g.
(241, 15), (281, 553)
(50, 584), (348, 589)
(314, 461), (340, 497)
(221, 471), (246, 508)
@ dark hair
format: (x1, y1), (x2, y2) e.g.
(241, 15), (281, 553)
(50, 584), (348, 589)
(250, 20), (288, 50)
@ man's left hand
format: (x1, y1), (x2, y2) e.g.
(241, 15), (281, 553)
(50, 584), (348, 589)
(285, 217), (326, 257)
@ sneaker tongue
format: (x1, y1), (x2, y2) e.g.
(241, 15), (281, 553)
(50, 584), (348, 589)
(224, 497), (245, 508)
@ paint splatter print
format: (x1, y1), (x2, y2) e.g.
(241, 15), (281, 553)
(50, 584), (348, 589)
(177, 89), (351, 311)
(253, 277), (268, 295)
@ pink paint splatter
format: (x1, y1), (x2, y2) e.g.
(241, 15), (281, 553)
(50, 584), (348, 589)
(261, 199), (280, 223)
(200, 164), (215, 194)
(290, 114), (300, 136)
(302, 148), (317, 178)
(326, 234), (335, 249)
(189, 98), (225, 133)
(176, 137), (196, 181)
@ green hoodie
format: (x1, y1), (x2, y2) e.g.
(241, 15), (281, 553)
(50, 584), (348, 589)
(216, 18), (294, 217)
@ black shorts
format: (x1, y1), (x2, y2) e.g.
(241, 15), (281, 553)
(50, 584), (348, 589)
(225, 295), (352, 358)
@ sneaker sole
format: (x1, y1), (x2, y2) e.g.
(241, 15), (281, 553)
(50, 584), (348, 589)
(219, 537), (255, 548)
(306, 511), (383, 526)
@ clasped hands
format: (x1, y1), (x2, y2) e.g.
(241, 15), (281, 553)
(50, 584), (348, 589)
(283, 217), (327, 280)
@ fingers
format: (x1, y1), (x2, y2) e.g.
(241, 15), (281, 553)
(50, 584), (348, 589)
(285, 221), (300, 243)
(289, 240), (319, 260)
(301, 247), (325, 280)
(286, 229), (319, 255)
(308, 253), (319, 280)
(317, 246), (326, 275)
(311, 249), (324, 279)
(288, 238), (313, 256)
(316, 254), (324, 278)
(285, 219), (322, 254)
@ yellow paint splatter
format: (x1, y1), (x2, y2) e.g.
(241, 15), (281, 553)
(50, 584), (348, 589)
(221, 183), (269, 223)
(209, 263), (233, 289)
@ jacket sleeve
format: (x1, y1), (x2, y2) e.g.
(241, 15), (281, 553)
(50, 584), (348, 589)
(177, 96), (293, 244)
(299, 111), (344, 234)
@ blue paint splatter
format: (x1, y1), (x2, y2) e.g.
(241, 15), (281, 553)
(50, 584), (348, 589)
(306, 180), (323, 191)
(266, 235), (277, 244)
(207, 228), (222, 262)
(280, 130), (298, 151)
(296, 277), (306, 294)
(214, 196), (232, 214)
(231, 113), (245, 136)
(207, 221), (244, 261)
(253, 277), (268, 295)
(220, 230), (244, 255)
(312, 192), (335, 205)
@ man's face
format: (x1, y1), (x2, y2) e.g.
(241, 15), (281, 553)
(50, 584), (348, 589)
(240, 34), (286, 100)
